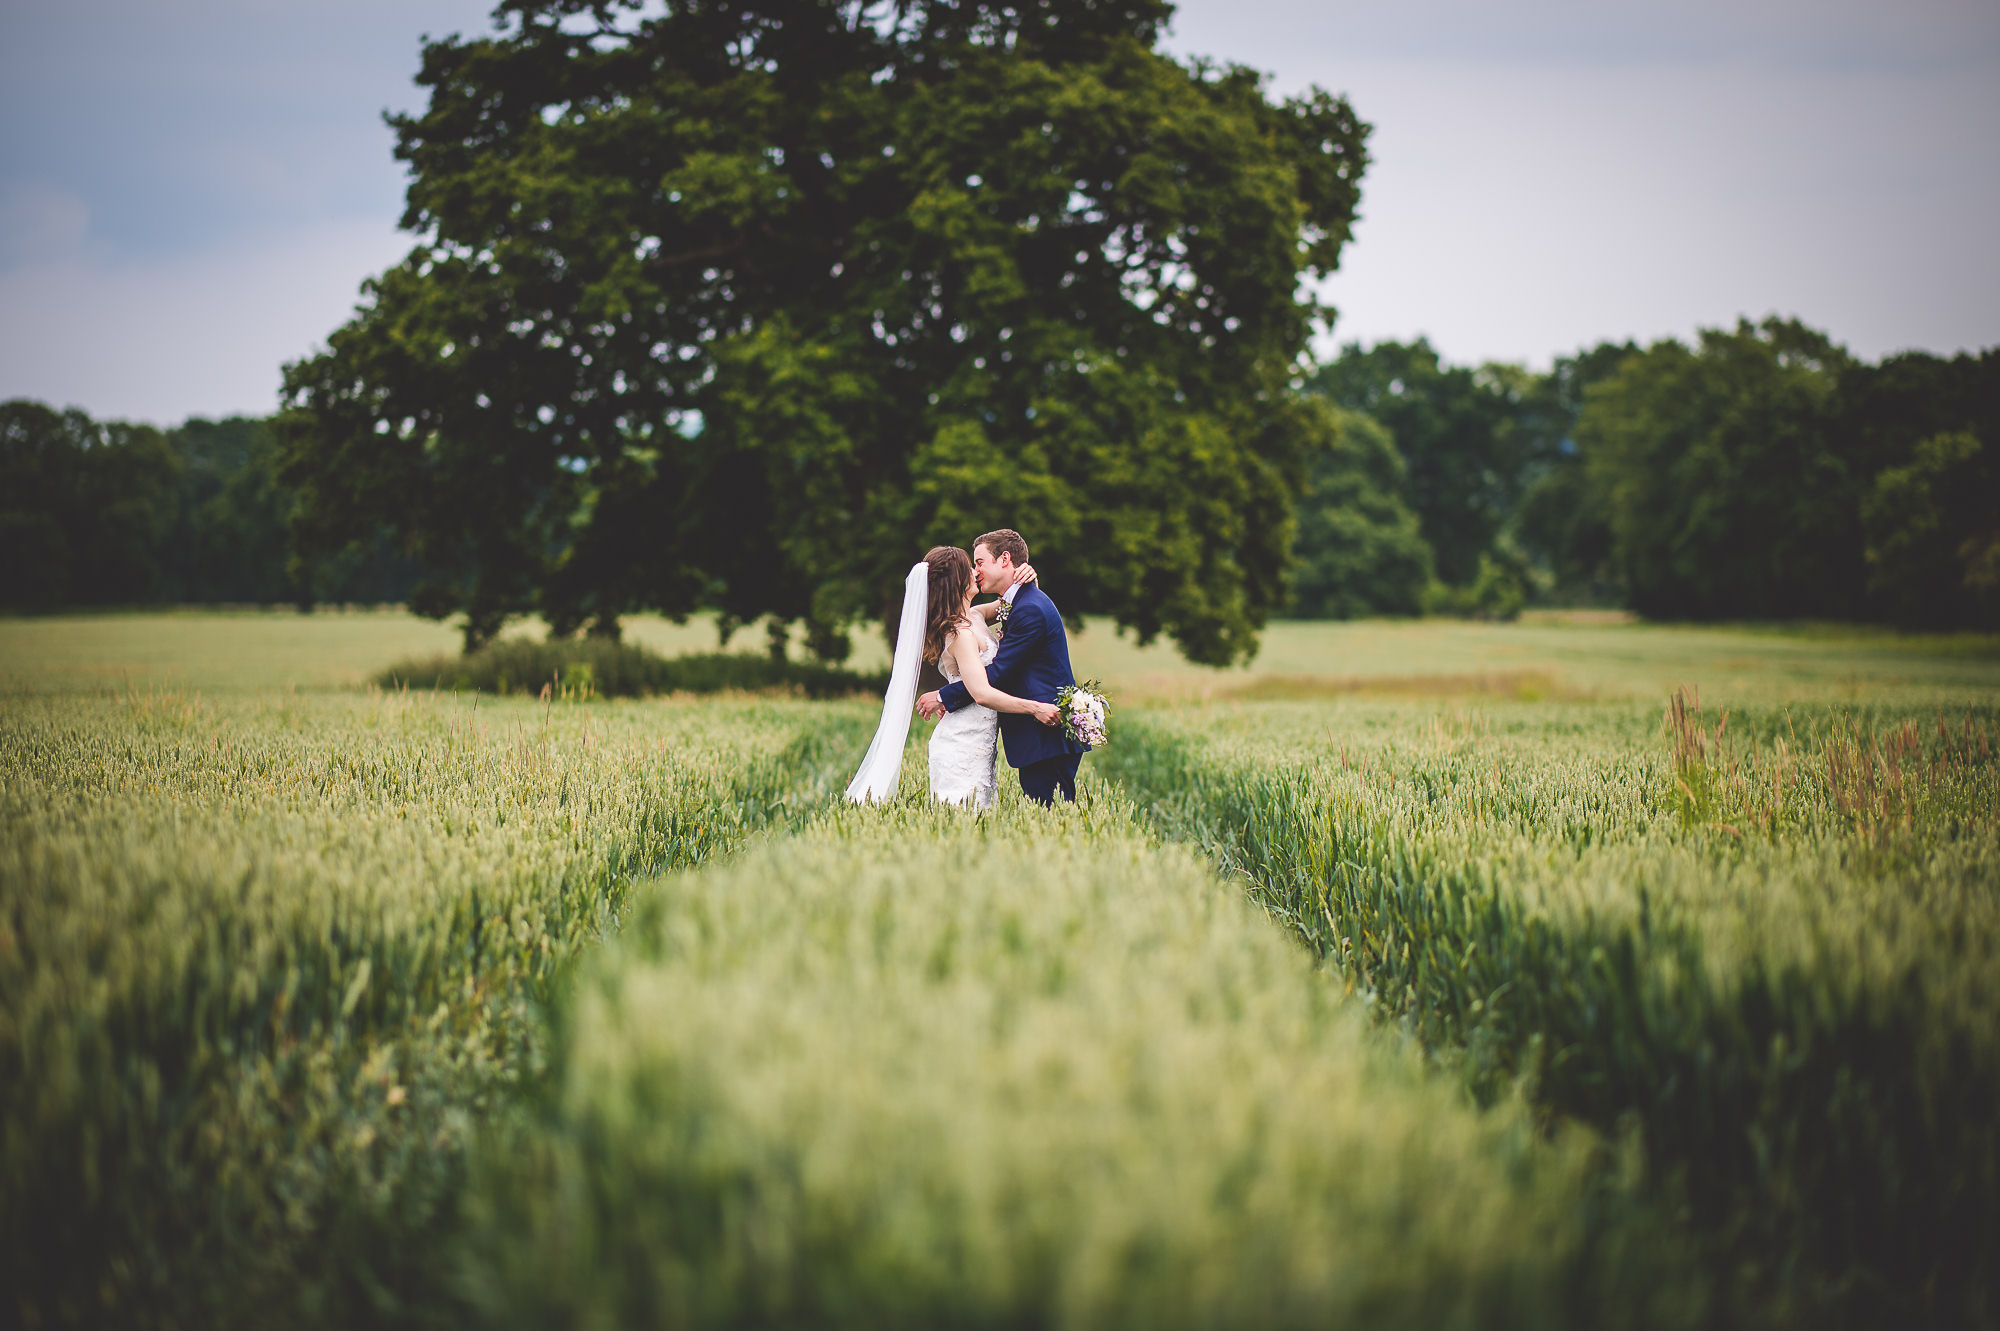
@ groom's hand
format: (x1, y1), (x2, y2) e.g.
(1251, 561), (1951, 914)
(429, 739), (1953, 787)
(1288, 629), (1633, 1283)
(917, 690), (945, 719)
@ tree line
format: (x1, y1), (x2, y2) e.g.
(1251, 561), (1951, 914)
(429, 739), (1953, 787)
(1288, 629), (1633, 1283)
(0, 402), (418, 611)
(11, 314), (1989, 634)
(1294, 319), (1999, 631)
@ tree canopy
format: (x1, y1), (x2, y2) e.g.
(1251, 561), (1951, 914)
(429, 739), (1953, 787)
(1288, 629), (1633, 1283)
(2, 402), (179, 610)
(0, 400), (421, 612)
(1843, 350), (2000, 628)
(1285, 403), (1430, 618)
(1306, 339), (1547, 587)
(1507, 341), (1637, 602)
(1570, 322), (1998, 627)
(1295, 325), (2000, 630)
(1297, 337), (1633, 619)
(278, 0), (1369, 659)
(1578, 319), (1865, 620)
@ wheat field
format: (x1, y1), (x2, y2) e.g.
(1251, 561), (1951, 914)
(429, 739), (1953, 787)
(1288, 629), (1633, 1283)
(3, 612), (1996, 1328)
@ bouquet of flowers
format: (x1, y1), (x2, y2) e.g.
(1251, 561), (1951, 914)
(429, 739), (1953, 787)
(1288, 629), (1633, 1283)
(1054, 678), (1110, 747)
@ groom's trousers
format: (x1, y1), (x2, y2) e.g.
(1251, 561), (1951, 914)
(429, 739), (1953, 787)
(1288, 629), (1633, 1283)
(1018, 753), (1081, 805)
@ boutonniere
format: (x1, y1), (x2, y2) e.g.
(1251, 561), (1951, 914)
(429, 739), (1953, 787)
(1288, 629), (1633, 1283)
(993, 601), (1011, 639)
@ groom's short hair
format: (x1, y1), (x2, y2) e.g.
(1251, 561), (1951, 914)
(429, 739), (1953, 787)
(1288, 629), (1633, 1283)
(974, 528), (1029, 567)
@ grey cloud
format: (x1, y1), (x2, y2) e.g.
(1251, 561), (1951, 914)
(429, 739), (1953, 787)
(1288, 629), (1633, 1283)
(0, 0), (1992, 420)
(0, 183), (92, 268)
(1305, 59), (2000, 365)
(1166, 0), (2000, 77)
(0, 0), (494, 257)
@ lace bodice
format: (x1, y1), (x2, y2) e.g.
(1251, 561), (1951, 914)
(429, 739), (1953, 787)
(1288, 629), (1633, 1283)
(938, 622), (998, 684)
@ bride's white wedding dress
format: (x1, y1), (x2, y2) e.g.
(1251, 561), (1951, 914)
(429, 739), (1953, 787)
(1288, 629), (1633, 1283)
(930, 623), (1000, 809)
(845, 561), (1002, 809)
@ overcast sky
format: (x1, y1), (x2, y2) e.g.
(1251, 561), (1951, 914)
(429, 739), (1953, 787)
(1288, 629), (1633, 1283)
(3, 0), (1997, 423)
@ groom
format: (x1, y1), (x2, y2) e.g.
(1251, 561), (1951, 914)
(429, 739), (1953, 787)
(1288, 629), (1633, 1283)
(917, 528), (1088, 804)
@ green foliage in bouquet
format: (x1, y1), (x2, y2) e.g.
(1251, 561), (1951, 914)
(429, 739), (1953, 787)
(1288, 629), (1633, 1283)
(1055, 676), (1111, 746)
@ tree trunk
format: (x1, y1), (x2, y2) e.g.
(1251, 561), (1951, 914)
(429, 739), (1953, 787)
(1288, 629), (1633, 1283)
(461, 607), (508, 654)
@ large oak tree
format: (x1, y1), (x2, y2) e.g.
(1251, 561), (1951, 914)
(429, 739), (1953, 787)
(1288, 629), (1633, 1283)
(280, 0), (1367, 659)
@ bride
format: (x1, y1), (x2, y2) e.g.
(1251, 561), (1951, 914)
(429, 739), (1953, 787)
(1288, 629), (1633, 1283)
(845, 546), (1059, 809)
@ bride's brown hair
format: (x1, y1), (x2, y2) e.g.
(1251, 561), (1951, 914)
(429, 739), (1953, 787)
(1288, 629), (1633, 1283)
(921, 546), (973, 664)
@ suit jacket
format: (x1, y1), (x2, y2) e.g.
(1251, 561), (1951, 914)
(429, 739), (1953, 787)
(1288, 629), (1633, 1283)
(937, 583), (1087, 769)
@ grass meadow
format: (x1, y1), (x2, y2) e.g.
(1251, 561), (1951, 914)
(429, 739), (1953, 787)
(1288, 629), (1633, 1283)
(3, 610), (1997, 1328)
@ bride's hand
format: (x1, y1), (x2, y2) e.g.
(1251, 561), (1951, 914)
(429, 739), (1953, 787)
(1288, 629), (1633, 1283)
(1010, 563), (1038, 587)
(1029, 700), (1061, 726)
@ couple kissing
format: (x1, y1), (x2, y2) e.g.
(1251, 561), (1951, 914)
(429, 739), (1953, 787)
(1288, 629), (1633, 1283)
(845, 528), (1089, 810)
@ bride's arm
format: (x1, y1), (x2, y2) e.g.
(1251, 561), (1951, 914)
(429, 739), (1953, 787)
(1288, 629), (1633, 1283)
(947, 632), (1060, 725)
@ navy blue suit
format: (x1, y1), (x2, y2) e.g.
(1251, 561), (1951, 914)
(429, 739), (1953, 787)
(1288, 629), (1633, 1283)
(937, 583), (1088, 803)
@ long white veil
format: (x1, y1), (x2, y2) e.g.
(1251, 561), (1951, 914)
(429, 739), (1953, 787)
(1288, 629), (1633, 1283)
(844, 560), (928, 803)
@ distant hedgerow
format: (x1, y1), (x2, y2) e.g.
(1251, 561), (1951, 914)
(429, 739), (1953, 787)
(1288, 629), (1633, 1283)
(376, 638), (887, 700)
